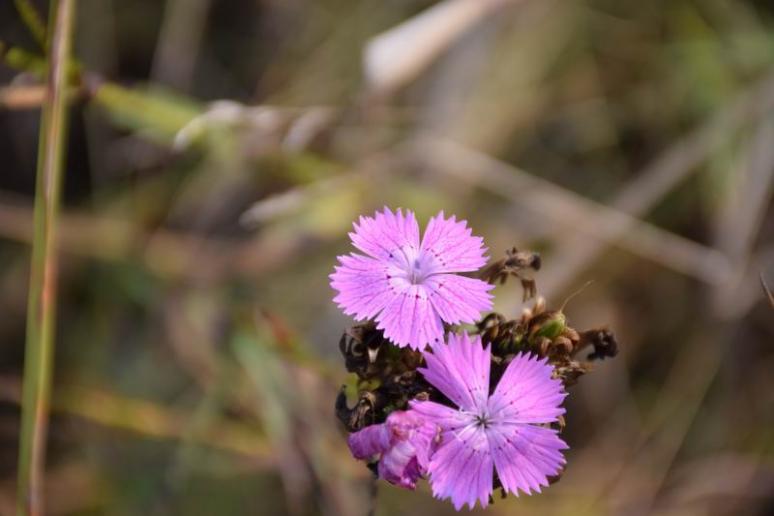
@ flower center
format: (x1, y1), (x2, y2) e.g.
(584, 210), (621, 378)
(474, 412), (492, 429)
(408, 258), (424, 284)
(394, 246), (436, 285)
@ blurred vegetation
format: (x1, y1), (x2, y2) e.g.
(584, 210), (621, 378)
(1, 0), (773, 514)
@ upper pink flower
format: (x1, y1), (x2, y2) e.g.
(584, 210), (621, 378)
(330, 208), (494, 350)
(411, 332), (568, 510)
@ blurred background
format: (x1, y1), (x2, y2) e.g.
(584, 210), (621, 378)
(1, 0), (773, 514)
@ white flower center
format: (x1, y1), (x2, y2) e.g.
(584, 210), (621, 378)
(392, 246), (437, 285)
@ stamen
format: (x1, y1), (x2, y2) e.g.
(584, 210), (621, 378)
(474, 413), (492, 429)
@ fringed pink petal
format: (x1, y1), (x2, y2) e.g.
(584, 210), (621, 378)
(488, 353), (567, 424)
(330, 253), (396, 320)
(427, 423), (493, 510)
(418, 333), (490, 412)
(425, 274), (494, 325)
(409, 400), (471, 433)
(375, 284), (444, 349)
(412, 417), (441, 471)
(487, 423), (567, 496)
(349, 207), (420, 265)
(420, 211), (488, 273)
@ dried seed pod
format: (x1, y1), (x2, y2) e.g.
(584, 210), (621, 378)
(336, 388), (377, 432)
(553, 360), (591, 386)
(537, 336), (552, 357)
(553, 336), (574, 357)
(478, 247), (541, 300)
(578, 328), (619, 360)
(339, 322), (387, 378)
(528, 311), (567, 342)
(477, 312), (527, 356)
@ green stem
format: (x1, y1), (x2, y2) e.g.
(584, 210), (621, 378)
(14, 0), (48, 50)
(0, 41), (48, 77)
(17, 1), (76, 515)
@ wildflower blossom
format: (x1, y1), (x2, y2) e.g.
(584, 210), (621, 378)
(411, 332), (568, 510)
(330, 207), (493, 350)
(347, 410), (439, 489)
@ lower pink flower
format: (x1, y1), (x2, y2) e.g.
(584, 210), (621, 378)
(348, 410), (439, 489)
(411, 332), (568, 510)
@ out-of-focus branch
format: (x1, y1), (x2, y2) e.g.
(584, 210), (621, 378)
(0, 376), (275, 462)
(0, 40), (48, 77)
(151, 0), (212, 91)
(535, 70), (774, 299)
(0, 39), (201, 139)
(0, 192), (239, 280)
(14, 0), (48, 50)
(711, 120), (774, 318)
(762, 274), (774, 309)
(409, 134), (733, 288)
(363, 0), (517, 96)
(0, 177), (359, 287)
(0, 85), (46, 109)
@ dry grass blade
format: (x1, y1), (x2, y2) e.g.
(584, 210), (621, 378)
(762, 274), (774, 309)
(363, 0), (516, 95)
(0, 85), (47, 109)
(667, 454), (774, 510)
(410, 134), (733, 288)
(232, 332), (312, 513)
(0, 190), (348, 285)
(151, 0), (212, 91)
(1, 376), (274, 462)
(599, 325), (732, 514)
(537, 70), (774, 298)
(712, 120), (774, 317)
(714, 122), (774, 261)
(17, 1), (75, 514)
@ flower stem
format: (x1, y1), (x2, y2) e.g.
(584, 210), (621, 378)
(13, 0), (48, 50)
(367, 475), (378, 516)
(17, 1), (76, 515)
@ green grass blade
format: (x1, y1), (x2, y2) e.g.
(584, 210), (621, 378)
(16, 0), (76, 514)
(13, 0), (48, 50)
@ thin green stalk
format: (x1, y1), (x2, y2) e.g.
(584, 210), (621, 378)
(0, 41), (48, 77)
(17, 1), (76, 515)
(14, 0), (48, 50)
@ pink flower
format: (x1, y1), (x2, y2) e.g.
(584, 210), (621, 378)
(330, 208), (493, 350)
(411, 332), (568, 510)
(347, 410), (439, 489)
